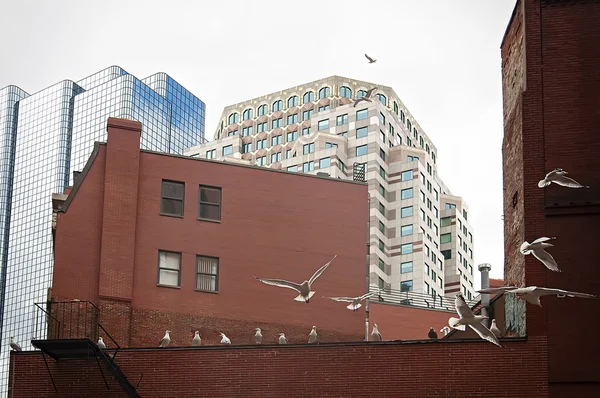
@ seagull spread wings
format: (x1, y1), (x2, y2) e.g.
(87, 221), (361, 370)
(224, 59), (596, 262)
(324, 291), (377, 303)
(469, 322), (502, 348)
(253, 277), (302, 292)
(308, 255), (337, 286)
(477, 286), (520, 294)
(365, 54), (376, 63)
(455, 295), (475, 319)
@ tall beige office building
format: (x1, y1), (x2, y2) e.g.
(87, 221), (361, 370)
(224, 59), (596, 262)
(185, 76), (477, 304)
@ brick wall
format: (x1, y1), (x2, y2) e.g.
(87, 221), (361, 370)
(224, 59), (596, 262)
(9, 338), (548, 398)
(368, 303), (452, 341)
(501, 0), (600, 396)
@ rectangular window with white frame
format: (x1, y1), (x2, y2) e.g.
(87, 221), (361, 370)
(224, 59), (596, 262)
(158, 250), (181, 287)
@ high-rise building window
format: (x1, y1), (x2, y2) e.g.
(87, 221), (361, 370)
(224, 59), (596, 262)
(302, 109), (313, 121)
(242, 126), (253, 136)
(287, 95), (298, 108)
(318, 119), (329, 131)
(222, 145), (233, 156)
(271, 152), (282, 163)
(379, 239), (385, 252)
(205, 149), (216, 159)
(400, 280), (413, 292)
(440, 233), (452, 244)
(303, 91), (315, 103)
(401, 243), (413, 254)
(318, 86), (331, 99)
(379, 112), (385, 125)
(401, 188), (413, 200)
(379, 184), (385, 196)
(376, 93), (387, 106)
(227, 113), (239, 124)
(379, 148), (386, 161)
(286, 130), (298, 142)
(287, 165), (298, 172)
(241, 143), (252, 153)
(325, 142), (338, 149)
(356, 108), (368, 121)
(198, 185), (222, 221)
(339, 86), (352, 98)
(336, 114), (348, 126)
(160, 180), (185, 217)
(302, 127), (311, 136)
(401, 170), (413, 181)
(401, 206), (413, 218)
(379, 221), (385, 233)
(256, 156), (267, 166)
(271, 135), (282, 146)
(272, 100), (283, 112)
(158, 250), (181, 287)
(303, 143), (315, 154)
(440, 216), (452, 227)
(356, 144), (368, 156)
(356, 126), (368, 138)
(287, 113), (298, 125)
(318, 105), (329, 112)
(378, 202), (385, 215)
(441, 249), (451, 260)
(257, 122), (267, 132)
(302, 161), (314, 172)
(257, 104), (268, 116)
(378, 258), (385, 271)
(401, 261), (413, 273)
(319, 157), (331, 169)
(272, 118), (283, 129)
(242, 108), (253, 120)
(401, 224), (413, 237)
(256, 139), (267, 150)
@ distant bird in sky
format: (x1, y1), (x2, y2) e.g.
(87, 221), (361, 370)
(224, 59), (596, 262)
(449, 294), (502, 348)
(308, 326), (318, 344)
(323, 290), (379, 311)
(9, 337), (21, 352)
(371, 323), (382, 341)
(278, 333), (288, 344)
(353, 87), (378, 108)
(520, 237), (561, 272)
(538, 168), (589, 189)
(254, 255), (337, 303)
(192, 331), (202, 346)
(490, 320), (503, 338)
(97, 337), (106, 349)
(254, 328), (263, 344)
(220, 333), (231, 345)
(478, 286), (599, 308)
(365, 54), (377, 64)
(428, 327), (438, 340)
(440, 326), (451, 336)
(159, 330), (171, 348)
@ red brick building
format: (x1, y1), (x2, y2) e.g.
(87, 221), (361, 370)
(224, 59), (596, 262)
(501, 0), (600, 396)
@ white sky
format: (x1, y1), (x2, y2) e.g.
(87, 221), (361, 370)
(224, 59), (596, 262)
(0, 0), (517, 282)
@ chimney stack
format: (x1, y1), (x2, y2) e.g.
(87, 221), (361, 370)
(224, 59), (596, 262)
(478, 263), (492, 327)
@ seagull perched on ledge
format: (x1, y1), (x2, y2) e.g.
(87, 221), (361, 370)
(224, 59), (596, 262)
(192, 331), (202, 346)
(278, 333), (288, 344)
(9, 337), (21, 352)
(520, 237), (561, 272)
(448, 294), (502, 348)
(254, 328), (263, 344)
(254, 255), (337, 303)
(97, 337), (106, 349)
(159, 330), (171, 348)
(323, 290), (380, 311)
(308, 326), (318, 344)
(478, 286), (599, 308)
(538, 168), (589, 189)
(371, 324), (382, 341)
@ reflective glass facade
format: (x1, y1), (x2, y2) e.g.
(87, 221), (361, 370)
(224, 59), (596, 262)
(0, 66), (205, 395)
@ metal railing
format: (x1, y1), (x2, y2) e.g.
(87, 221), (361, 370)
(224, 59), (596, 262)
(33, 300), (101, 343)
(368, 286), (481, 312)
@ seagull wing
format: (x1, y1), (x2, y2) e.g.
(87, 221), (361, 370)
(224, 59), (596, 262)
(534, 287), (599, 299)
(365, 87), (378, 98)
(365, 54), (375, 62)
(357, 291), (379, 301)
(455, 296), (474, 319)
(477, 286), (520, 294)
(353, 98), (365, 107)
(254, 276), (302, 292)
(323, 296), (355, 303)
(554, 175), (588, 188)
(531, 248), (561, 272)
(469, 322), (502, 347)
(308, 255), (337, 286)
(531, 236), (554, 244)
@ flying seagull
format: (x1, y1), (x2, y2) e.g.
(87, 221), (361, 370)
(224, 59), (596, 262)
(220, 332), (231, 345)
(478, 286), (599, 307)
(159, 330), (171, 348)
(97, 337), (106, 349)
(308, 326), (318, 344)
(254, 255), (337, 303)
(370, 323), (382, 341)
(538, 168), (589, 189)
(254, 328), (263, 344)
(440, 326), (451, 336)
(448, 294), (502, 348)
(428, 327), (438, 340)
(278, 333), (288, 344)
(322, 290), (380, 311)
(353, 87), (378, 108)
(520, 236), (561, 272)
(9, 337), (21, 352)
(192, 331), (202, 346)
(490, 320), (503, 338)
(365, 54), (377, 64)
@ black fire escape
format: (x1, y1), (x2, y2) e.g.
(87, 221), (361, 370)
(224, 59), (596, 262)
(29, 300), (142, 397)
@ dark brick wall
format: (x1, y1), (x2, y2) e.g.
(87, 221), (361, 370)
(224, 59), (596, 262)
(9, 338), (548, 398)
(501, 0), (600, 396)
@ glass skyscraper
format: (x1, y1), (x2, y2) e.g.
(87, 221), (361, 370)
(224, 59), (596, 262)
(0, 66), (205, 395)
